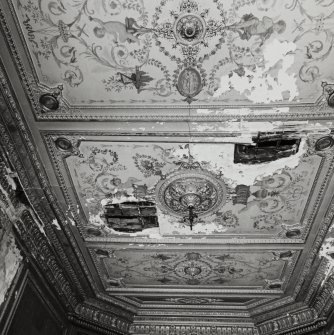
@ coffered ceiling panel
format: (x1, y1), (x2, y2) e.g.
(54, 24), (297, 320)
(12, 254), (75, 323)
(45, 135), (326, 242)
(90, 248), (298, 289)
(7, 0), (334, 111)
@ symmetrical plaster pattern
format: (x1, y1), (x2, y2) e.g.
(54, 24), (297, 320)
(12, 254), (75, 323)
(8, 0), (334, 106)
(2, 0), (334, 333)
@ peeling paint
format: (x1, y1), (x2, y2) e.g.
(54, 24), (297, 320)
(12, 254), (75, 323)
(320, 236), (334, 284)
(0, 229), (22, 307)
(214, 40), (298, 103)
(68, 218), (77, 227)
(51, 218), (61, 230)
(196, 107), (290, 115)
(191, 120), (277, 134)
(191, 138), (308, 186)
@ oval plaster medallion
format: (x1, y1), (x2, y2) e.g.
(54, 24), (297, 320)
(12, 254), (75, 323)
(55, 137), (73, 151)
(315, 136), (334, 151)
(39, 93), (60, 112)
(177, 67), (202, 102)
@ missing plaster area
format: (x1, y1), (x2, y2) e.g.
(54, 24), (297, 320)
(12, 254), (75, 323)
(234, 132), (301, 164)
(102, 201), (158, 233)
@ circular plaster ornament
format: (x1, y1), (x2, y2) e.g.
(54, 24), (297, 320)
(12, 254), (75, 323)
(315, 136), (334, 151)
(173, 13), (206, 46)
(174, 259), (212, 281)
(55, 137), (73, 151)
(155, 168), (227, 218)
(39, 93), (60, 112)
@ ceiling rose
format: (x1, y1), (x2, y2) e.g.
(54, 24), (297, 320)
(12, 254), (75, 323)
(155, 163), (227, 218)
(173, 13), (206, 46)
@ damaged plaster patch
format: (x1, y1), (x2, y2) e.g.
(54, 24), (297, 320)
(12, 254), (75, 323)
(0, 229), (22, 307)
(89, 209), (163, 239)
(320, 234), (334, 284)
(191, 120), (277, 135)
(196, 107), (290, 116)
(191, 138), (307, 186)
(214, 39), (298, 103)
(68, 218), (76, 227)
(157, 208), (228, 236)
(51, 218), (61, 230)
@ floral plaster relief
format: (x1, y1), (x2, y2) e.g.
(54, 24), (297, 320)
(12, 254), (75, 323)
(65, 139), (321, 239)
(10, 0), (334, 106)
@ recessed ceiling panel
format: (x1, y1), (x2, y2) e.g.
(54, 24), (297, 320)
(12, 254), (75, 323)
(9, 0), (334, 107)
(90, 248), (298, 289)
(56, 139), (323, 240)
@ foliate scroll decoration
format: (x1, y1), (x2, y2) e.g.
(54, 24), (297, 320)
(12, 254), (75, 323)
(130, 324), (259, 335)
(15, 210), (79, 310)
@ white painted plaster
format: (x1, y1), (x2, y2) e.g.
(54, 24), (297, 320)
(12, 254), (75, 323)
(157, 208), (228, 236)
(0, 230), (22, 307)
(190, 138), (307, 186)
(51, 218), (61, 230)
(214, 40), (298, 103)
(191, 120), (277, 134)
(5, 171), (17, 191)
(68, 218), (76, 227)
(196, 107), (290, 115)
(320, 226), (334, 285)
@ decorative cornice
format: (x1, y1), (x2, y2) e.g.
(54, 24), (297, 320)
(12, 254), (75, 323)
(0, 61), (136, 324)
(311, 274), (334, 317)
(74, 303), (131, 334)
(0, 94), (89, 301)
(269, 319), (327, 335)
(257, 309), (318, 335)
(68, 313), (128, 335)
(129, 324), (258, 335)
(15, 210), (79, 309)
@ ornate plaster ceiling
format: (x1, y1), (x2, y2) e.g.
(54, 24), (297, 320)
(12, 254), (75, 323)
(3, 0), (334, 119)
(2, 0), (334, 333)
(7, 0), (334, 106)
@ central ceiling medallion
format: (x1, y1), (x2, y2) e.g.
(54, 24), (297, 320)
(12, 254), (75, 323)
(173, 253), (212, 285)
(174, 13), (206, 46)
(155, 162), (227, 222)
